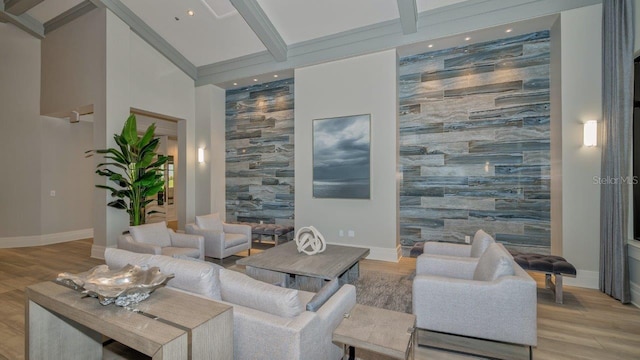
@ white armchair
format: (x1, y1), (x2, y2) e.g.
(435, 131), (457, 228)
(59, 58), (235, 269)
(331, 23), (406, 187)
(118, 221), (204, 260)
(185, 213), (251, 263)
(413, 243), (537, 350)
(422, 229), (495, 258)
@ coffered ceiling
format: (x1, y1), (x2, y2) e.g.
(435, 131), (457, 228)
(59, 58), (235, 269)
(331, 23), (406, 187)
(0, 0), (599, 88)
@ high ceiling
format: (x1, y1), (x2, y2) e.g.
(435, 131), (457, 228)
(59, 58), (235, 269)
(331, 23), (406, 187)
(1, 0), (598, 88)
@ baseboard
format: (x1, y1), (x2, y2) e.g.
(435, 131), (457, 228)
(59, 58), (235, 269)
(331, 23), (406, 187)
(628, 239), (640, 259)
(325, 242), (400, 262)
(91, 244), (107, 260)
(366, 244), (402, 262)
(0, 228), (93, 248)
(631, 281), (640, 309)
(563, 269), (599, 289)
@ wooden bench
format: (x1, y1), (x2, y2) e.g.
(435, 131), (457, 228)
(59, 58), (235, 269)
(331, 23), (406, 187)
(237, 222), (294, 245)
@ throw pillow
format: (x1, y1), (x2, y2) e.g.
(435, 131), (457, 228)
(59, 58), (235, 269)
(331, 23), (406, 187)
(129, 221), (171, 247)
(195, 213), (223, 232)
(104, 248), (222, 300)
(473, 243), (514, 281)
(219, 268), (303, 318)
(150, 254), (222, 300)
(105, 247), (152, 269)
(306, 278), (340, 312)
(470, 229), (495, 258)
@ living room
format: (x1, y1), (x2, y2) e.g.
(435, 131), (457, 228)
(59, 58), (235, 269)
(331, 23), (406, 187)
(2, 0), (640, 359)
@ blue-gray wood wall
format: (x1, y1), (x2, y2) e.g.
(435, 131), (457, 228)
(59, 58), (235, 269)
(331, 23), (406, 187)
(224, 31), (550, 252)
(399, 31), (551, 253)
(225, 78), (295, 226)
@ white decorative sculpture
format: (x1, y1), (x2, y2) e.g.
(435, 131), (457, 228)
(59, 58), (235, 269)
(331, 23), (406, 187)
(295, 226), (326, 255)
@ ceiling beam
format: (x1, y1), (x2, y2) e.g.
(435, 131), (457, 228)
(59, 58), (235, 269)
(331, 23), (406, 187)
(197, 0), (600, 86)
(44, 1), (96, 34)
(4, 0), (44, 16)
(229, 0), (287, 62)
(397, 0), (417, 34)
(0, 1), (44, 38)
(89, 0), (197, 80)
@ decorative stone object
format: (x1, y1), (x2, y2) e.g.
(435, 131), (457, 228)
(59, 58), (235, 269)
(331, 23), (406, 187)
(295, 226), (326, 255)
(57, 264), (174, 306)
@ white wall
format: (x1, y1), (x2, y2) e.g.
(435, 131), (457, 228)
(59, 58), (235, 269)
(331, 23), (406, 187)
(40, 119), (94, 234)
(0, 24), (43, 238)
(295, 50), (400, 261)
(559, 4), (603, 288)
(41, 8), (105, 117)
(90, 12), (197, 257)
(210, 86), (227, 217)
(550, 16), (563, 257)
(127, 29), (196, 231)
(0, 23), (95, 246)
(195, 85), (226, 218)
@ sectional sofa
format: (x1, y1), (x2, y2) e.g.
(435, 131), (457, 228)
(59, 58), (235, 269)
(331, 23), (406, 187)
(104, 248), (356, 360)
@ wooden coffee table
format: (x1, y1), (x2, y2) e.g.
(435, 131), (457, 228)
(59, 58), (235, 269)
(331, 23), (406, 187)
(236, 241), (369, 292)
(333, 304), (416, 360)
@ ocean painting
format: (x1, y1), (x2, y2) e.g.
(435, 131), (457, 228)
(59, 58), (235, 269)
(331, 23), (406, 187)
(313, 114), (370, 199)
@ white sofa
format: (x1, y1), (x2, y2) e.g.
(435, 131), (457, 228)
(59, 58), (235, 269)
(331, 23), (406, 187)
(412, 243), (537, 348)
(104, 248), (355, 360)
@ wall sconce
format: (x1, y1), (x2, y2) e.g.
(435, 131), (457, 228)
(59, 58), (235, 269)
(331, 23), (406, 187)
(198, 147), (205, 163)
(584, 120), (597, 147)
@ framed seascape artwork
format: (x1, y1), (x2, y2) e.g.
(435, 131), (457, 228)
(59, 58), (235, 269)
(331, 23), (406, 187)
(313, 114), (371, 199)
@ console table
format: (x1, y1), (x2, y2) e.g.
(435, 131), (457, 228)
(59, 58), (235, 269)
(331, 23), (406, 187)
(26, 281), (233, 360)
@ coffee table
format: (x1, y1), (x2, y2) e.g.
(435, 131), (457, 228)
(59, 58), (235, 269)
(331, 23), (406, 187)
(236, 241), (369, 292)
(333, 304), (416, 360)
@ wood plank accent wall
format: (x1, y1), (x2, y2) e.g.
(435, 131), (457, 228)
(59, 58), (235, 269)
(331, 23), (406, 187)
(225, 78), (295, 226)
(399, 31), (551, 253)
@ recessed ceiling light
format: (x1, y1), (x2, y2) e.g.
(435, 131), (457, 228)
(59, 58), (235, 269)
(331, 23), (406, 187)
(253, 79), (258, 82)
(465, 37), (471, 41)
(506, 28), (513, 33)
(428, 44), (433, 48)
(233, 82), (237, 86)
(273, 74), (278, 78)
(187, 9), (195, 16)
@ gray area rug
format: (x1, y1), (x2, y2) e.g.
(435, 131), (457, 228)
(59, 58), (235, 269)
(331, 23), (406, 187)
(354, 271), (414, 314)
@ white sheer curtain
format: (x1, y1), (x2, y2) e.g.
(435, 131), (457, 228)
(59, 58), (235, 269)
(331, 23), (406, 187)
(599, 0), (634, 303)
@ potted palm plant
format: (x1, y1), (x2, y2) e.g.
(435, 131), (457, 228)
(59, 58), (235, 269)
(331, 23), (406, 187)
(87, 114), (168, 226)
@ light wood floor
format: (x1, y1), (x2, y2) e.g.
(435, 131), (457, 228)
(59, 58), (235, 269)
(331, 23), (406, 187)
(1, 240), (640, 360)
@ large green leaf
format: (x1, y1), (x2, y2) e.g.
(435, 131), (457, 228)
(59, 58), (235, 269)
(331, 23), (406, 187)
(139, 138), (160, 157)
(95, 169), (116, 177)
(137, 152), (156, 169)
(96, 162), (127, 171)
(122, 114), (138, 146)
(145, 184), (164, 196)
(95, 184), (118, 193)
(138, 123), (155, 148)
(107, 199), (127, 209)
(148, 156), (169, 169)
